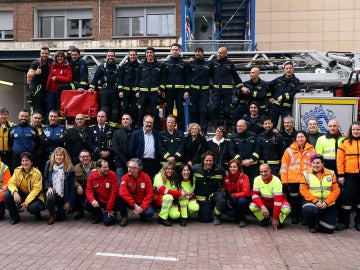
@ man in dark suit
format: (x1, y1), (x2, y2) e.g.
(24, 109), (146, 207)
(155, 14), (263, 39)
(129, 115), (159, 181)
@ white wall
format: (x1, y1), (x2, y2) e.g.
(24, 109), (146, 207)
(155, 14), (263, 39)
(0, 66), (27, 123)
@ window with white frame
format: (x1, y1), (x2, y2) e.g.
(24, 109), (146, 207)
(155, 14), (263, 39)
(115, 6), (175, 37)
(0, 11), (14, 40)
(37, 9), (92, 39)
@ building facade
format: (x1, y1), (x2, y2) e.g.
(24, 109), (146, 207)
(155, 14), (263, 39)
(0, 0), (182, 51)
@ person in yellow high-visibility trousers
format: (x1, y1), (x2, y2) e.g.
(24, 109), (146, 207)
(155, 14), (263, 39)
(153, 162), (185, 226)
(176, 164), (199, 226)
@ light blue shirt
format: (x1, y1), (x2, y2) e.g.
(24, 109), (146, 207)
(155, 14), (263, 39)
(143, 129), (155, 159)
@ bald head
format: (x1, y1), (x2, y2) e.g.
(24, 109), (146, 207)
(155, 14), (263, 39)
(75, 113), (86, 128)
(250, 67), (260, 81)
(328, 119), (340, 135)
(236, 119), (247, 133)
(217, 46), (228, 60)
(259, 163), (271, 180)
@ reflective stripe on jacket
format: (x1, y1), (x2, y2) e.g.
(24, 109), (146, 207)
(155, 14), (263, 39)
(300, 168), (340, 206)
(280, 142), (316, 184)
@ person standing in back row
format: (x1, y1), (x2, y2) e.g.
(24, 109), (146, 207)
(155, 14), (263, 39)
(188, 47), (212, 134)
(118, 49), (140, 127)
(268, 61), (300, 129)
(27, 46), (52, 116)
(89, 50), (119, 127)
(57, 47), (89, 104)
(163, 43), (189, 132)
(211, 46), (243, 133)
(135, 47), (164, 130)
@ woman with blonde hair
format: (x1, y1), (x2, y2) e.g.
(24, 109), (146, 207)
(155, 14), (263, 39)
(153, 162), (185, 226)
(183, 122), (208, 166)
(44, 147), (75, 225)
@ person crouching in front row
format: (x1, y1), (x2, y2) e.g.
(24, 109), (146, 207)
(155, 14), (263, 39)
(249, 163), (291, 231)
(300, 154), (340, 233)
(85, 159), (119, 226)
(153, 162), (185, 226)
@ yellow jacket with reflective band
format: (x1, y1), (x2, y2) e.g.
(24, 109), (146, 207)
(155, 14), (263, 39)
(153, 173), (179, 199)
(0, 120), (13, 151)
(300, 168), (340, 206)
(280, 141), (316, 184)
(8, 166), (45, 206)
(315, 134), (344, 160)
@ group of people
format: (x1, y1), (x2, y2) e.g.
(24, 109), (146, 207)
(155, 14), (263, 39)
(0, 98), (359, 234)
(1, 44), (358, 233)
(25, 44), (300, 134)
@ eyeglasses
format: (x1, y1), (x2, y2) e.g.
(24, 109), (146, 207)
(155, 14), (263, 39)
(80, 155), (90, 158)
(76, 118), (84, 120)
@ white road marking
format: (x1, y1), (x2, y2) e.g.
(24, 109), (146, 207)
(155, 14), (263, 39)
(95, 252), (179, 262)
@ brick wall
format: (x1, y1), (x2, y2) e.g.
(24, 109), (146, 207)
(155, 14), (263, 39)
(0, 0), (181, 50)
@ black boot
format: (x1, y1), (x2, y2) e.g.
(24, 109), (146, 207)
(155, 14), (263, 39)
(180, 218), (187, 227)
(158, 217), (172, 226)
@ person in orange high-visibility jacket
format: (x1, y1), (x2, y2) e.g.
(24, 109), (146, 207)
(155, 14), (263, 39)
(280, 130), (316, 225)
(0, 158), (11, 220)
(336, 121), (360, 231)
(300, 154), (340, 234)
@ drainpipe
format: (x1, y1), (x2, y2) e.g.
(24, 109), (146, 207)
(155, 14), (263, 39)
(182, 0), (186, 51)
(251, 0), (256, 50)
(98, 0), (101, 35)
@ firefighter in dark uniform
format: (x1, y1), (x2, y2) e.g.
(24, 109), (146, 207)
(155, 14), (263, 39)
(26, 46), (52, 116)
(89, 50), (120, 128)
(210, 46), (243, 132)
(163, 43), (189, 132)
(229, 119), (259, 188)
(87, 111), (114, 170)
(193, 151), (225, 223)
(255, 116), (285, 176)
(158, 115), (185, 168)
(135, 47), (164, 130)
(58, 47), (89, 103)
(268, 61), (301, 129)
(118, 49), (140, 128)
(235, 67), (269, 119)
(188, 47), (212, 135)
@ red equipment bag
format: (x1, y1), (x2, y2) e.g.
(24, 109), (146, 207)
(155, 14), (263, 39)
(60, 90), (100, 118)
